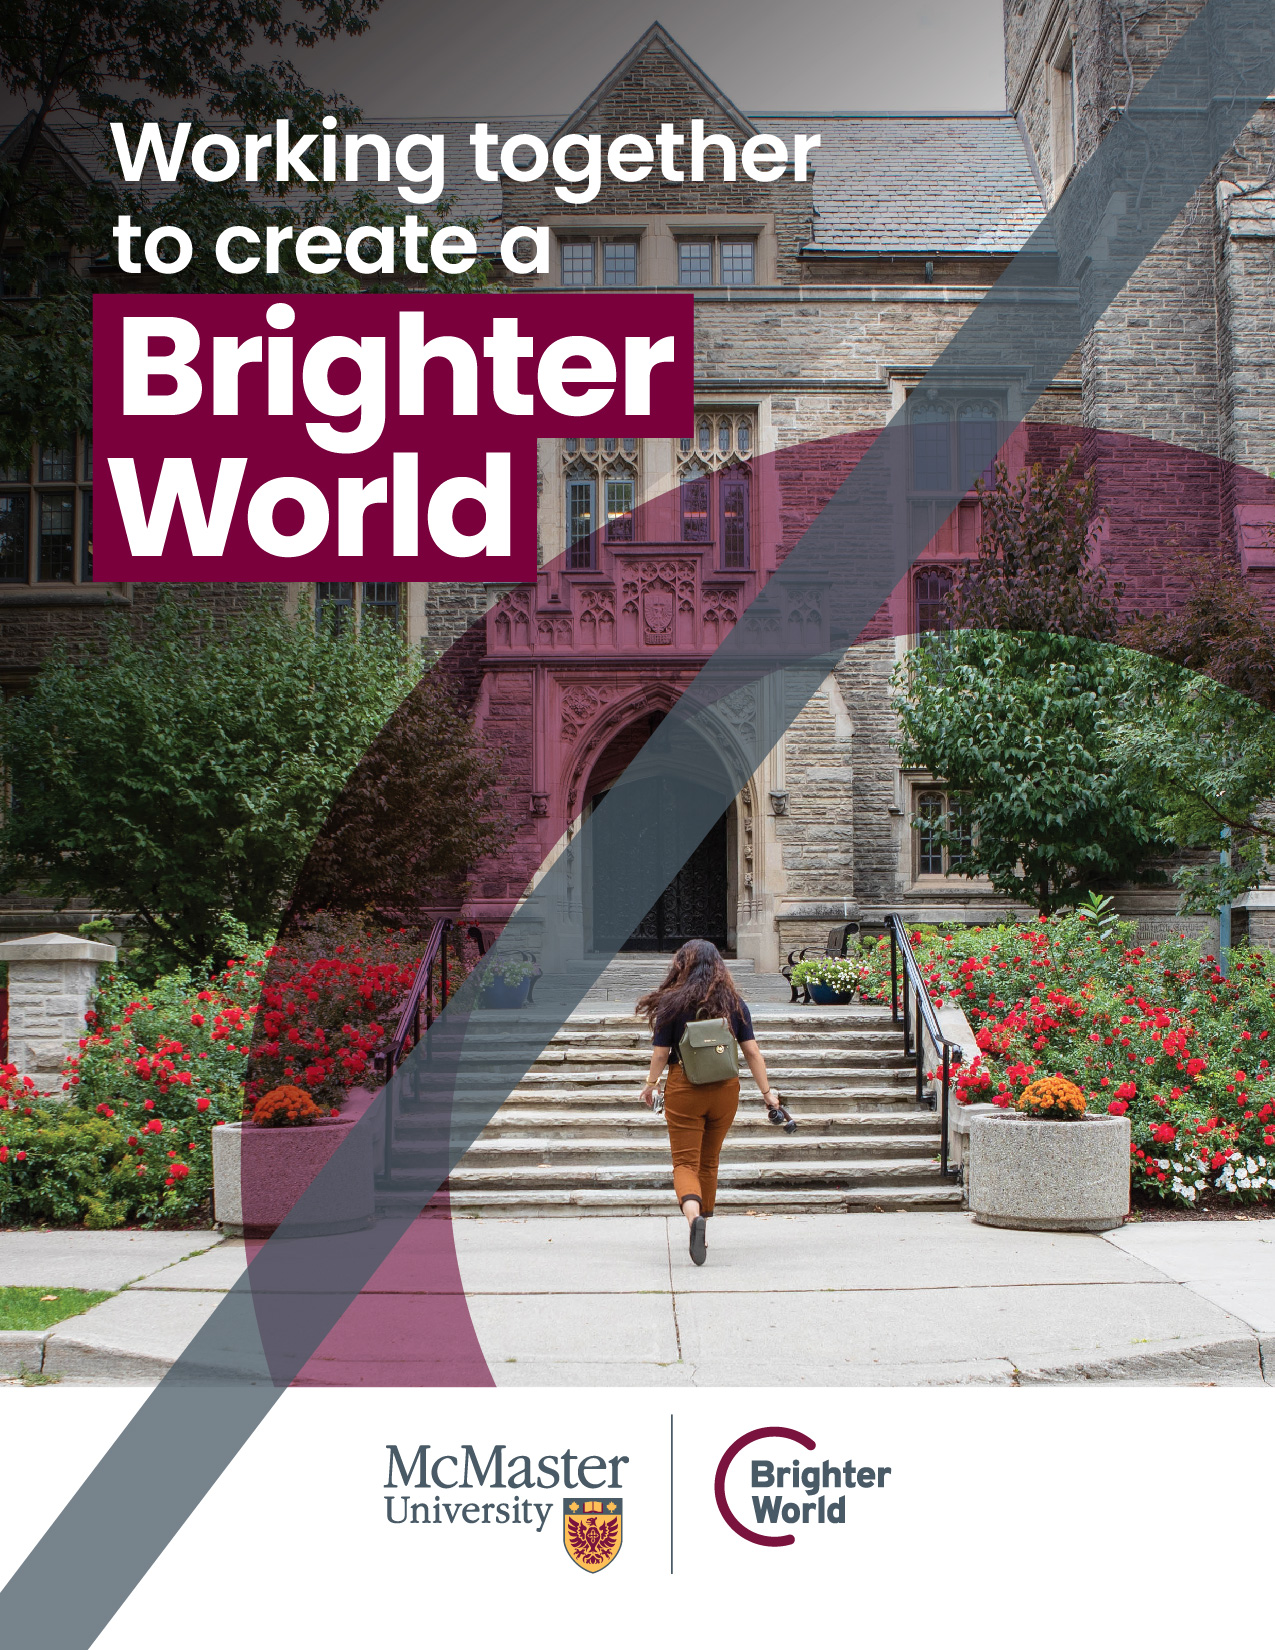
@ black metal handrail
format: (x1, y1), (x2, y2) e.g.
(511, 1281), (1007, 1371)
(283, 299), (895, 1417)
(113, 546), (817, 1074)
(376, 918), (486, 1180)
(886, 913), (962, 1179)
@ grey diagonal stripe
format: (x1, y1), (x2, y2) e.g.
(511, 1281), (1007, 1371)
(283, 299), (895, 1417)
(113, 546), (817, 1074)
(4, 5), (1273, 1646)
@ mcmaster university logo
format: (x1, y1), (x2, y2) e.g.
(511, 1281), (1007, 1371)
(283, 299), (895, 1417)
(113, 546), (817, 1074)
(563, 1498), (623, 1572)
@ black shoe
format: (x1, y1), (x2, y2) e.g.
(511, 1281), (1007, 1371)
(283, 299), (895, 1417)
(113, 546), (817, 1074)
(689, 1215), (707, 1266)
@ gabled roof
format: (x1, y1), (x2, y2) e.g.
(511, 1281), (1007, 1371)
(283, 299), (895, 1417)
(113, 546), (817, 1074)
(1, 112), (98, 191)
(11, 25), (1048, 264)
(553, 22), (758, 142)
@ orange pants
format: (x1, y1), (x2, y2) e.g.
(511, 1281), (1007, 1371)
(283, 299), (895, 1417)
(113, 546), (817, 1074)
(663, 1064), (740, 1215)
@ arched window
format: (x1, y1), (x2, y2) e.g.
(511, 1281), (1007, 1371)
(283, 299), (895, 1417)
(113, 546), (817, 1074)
(677, 410), (755, 569)
(910, 399), (952, 493)
(913, 788), (974, 878)
(561, 440), (644, 566)
(914, 567), (954, 633)
(605, 463), (635, 543)
(680, 460), (710, 542)
(915, 790), (946, 876)
(959, 401), (1000, 488)
(565, 460), (596, 569)
(720, 464), (750, 569)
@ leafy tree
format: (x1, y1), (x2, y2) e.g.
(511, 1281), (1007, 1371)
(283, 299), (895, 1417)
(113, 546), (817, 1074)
(1123, 549), (1275, 712)
(894, 630), (1167, 913)
(0, 0), (377, 254)
(0, 0), (495, 463)
(286, 673), (517, 923)
(949, 447), (1121, 639)
(1110, 651), (1275, 911)
(0, 596), (510, 974)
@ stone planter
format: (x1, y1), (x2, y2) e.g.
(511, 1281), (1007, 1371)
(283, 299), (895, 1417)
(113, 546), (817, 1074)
(968, 1113), (1130, 1232)
(212, 1116), (374, 1237)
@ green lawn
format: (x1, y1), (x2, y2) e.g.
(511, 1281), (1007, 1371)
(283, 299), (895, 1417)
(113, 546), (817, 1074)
(0, 1287), (115, 1331)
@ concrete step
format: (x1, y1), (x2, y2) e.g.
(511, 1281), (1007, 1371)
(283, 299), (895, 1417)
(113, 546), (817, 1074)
(466, 1087), (924, 1111)
(457, 1007), (897, 1034)
(536, 1030), (908, 1051)
(507, 1064), (917, 1085)
(464, 1109), (940, 1140)
(376, 1185), (966, 1218)
(530, 1041), (909, 1060)
(387, 1158), (944, 1194)
(377, 999), (936, 1219)
(392, 1134), (939, 1169)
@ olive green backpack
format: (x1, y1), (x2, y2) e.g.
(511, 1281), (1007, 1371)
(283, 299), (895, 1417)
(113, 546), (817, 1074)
(678, 1015), (740, 1084)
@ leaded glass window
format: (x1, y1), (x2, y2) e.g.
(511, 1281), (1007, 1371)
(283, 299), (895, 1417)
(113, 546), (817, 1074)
(676, 411), (755, 568)
(915, 567), (954, 633)
(80, 491), (93, 582)
(566, 472), (596, 569)
(39, 445), (74, 483)
(0, 493), (29, 581)
(0, 432), (95, 586)
(681, 470), (710, 542)
(914, 788), (975, 878)
(316, 582), (357, 634)
(314, 583), (401, 633)
(362, 583), (400, 627)
(959, 402), (999, 488)
(911, 400), (952, 493)
(605, 476), (634, 542)
(915, 791), (946, 876)
(561, 438), (643, 565)
(39, 492), (74, 581)
(720, 468), (750, 569)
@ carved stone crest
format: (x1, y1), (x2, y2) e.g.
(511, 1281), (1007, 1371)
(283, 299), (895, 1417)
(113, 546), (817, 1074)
(642, 588), (674, 641)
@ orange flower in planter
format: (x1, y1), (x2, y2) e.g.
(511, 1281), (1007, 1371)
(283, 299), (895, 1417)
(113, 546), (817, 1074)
(1018, 1076), (1087, 1120)
(251, 1084), (326, 1127)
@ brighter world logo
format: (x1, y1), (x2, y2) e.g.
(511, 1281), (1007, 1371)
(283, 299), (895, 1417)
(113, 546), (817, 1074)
(714, 1428), (893, 1547)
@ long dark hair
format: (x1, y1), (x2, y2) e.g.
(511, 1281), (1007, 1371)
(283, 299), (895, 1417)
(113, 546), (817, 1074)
(636, 940), (743, 1029)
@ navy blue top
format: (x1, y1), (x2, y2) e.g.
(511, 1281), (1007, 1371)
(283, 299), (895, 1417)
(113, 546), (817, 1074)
(653, 1002), (755, 1066)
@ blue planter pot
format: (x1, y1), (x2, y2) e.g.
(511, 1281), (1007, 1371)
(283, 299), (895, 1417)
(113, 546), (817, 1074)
(480, 976), (532, 1010)
(808, 982), (854, 1005)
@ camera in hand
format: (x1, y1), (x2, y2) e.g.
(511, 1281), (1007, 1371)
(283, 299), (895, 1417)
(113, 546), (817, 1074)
(767, 1102), (797, 1135)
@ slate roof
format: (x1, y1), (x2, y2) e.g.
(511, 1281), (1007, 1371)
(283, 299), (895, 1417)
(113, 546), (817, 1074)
(28, 109), (1047, 261)
(768, 113), (1048, 255)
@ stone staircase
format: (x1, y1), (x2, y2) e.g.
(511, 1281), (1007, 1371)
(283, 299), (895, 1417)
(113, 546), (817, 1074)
(376, 956), (962, 1217)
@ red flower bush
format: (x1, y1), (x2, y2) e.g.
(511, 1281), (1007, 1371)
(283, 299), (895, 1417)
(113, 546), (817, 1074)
(860, 915), (1275, 1207)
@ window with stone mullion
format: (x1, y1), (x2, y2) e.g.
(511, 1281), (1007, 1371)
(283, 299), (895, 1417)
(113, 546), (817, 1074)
(677, 411), (754, 567)
(313, 583), (401, 633)
(562, 437), (641, 567)
(914, 787), (974, 878)
(0, 437), (93, 587)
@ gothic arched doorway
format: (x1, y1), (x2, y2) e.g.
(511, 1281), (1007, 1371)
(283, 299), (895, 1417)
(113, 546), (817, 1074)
(584, 712), (730, 953)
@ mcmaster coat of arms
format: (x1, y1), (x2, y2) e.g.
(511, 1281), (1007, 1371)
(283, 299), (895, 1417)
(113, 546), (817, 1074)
(642, 589), (674, 640)
(563, 1498), (622, 1572)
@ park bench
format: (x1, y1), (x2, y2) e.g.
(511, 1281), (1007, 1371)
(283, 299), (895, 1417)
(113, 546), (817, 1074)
(781, 921), (860, 1003)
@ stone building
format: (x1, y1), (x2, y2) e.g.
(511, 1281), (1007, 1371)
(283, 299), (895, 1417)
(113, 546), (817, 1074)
(3, 11), (1274, 955)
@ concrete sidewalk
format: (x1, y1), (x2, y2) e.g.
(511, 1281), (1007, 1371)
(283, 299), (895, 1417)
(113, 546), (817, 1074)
(1, 1213), (1271, 1386)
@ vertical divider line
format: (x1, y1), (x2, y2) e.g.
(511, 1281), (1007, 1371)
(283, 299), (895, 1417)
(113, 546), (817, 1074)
(669, 1412), (675, 1575)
